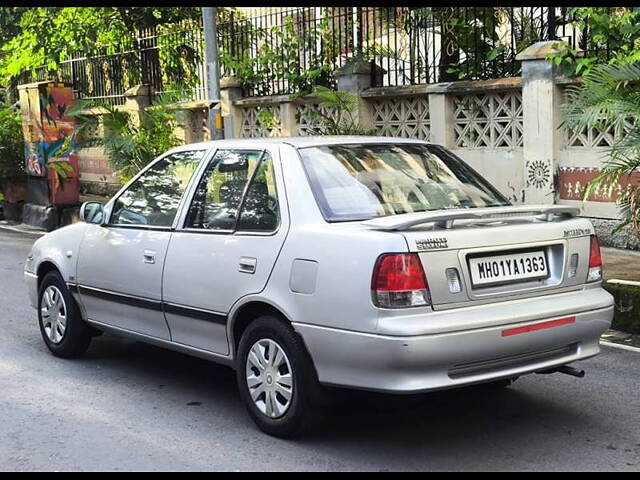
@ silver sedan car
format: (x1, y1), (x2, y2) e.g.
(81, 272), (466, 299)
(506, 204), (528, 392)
(24, 137), (614, 437)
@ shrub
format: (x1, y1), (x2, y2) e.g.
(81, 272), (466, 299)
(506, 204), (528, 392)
(0, 103), (25, 183)
(295, 86), (375, 136)
(562, 62), (640, 235)
(604, 281), (640, 334)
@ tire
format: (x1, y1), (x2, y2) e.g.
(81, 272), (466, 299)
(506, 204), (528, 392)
(37, 271), (92, 358)
(236, 315), (322, 438)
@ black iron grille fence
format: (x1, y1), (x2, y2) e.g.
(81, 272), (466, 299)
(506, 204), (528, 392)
(11, 7), (616, 104)
(13, 20), (207, 106)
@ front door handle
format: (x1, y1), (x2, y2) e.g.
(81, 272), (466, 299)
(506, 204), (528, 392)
(143, 250), (156, 264)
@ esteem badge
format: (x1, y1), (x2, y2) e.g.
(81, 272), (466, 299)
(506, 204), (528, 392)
(416, 237), (448, 251)
(563, 228), (592, 238)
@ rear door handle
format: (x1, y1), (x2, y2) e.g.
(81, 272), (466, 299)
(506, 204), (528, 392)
(143, 250), (156, 264)
(239, 257), (257, 274)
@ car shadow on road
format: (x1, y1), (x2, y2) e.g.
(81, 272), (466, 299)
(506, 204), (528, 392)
(79, 332), (596, 455)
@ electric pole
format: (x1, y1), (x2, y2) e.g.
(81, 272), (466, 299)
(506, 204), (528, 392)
(202, 7), (224, 140)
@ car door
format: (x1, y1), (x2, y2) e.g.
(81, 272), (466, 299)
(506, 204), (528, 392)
(162, 147), (289, 355)
(75, 148), (208, 339)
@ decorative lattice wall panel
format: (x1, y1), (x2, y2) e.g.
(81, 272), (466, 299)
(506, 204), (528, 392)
(563, 87), (636, 148)
(296, 103), (339, 136)
(239, 105), (282, 138)
(369, 96), (431, 140)
(453, 90), (523, 149)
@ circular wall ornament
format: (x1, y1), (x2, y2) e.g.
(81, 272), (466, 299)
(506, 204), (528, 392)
(527, 160), (551, 189)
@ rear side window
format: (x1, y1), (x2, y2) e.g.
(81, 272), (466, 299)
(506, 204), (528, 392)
(237, 156), (279, 232)
(185, 149), (278, 232)
(298, 143), (510, 222)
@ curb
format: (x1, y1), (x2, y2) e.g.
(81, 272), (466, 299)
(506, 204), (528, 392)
(0, 223), (47, 237)
(607, 278), (640, 288)
(600, 339), (640, 353)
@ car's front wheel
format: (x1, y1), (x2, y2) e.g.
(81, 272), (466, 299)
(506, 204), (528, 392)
(38, 271), (92, 358)
(236, 315), (321, 438)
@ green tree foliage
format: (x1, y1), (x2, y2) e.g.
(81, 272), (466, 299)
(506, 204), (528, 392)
(0, 7), (202, 81)
(562, 62), (640, 234)
(547, 7), (640, 76)
(0, 100), (25, 182)
(0, 8), (29, 45)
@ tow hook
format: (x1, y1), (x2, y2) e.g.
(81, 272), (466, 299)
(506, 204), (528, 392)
(536, 365), (586, 378)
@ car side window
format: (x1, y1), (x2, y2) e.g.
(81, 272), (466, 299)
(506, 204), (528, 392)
(237, 155), (279, 232)
(110, 150), (205, 227)
(184, 150), (265, 231)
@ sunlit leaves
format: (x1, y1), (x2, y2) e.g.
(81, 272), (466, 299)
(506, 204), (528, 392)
(0, 103), (24, 181)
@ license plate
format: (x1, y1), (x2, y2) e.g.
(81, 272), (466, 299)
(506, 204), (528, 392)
(469, 250), (549, 287)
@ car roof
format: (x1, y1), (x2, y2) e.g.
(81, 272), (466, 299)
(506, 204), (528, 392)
(170, 136), (433, 152)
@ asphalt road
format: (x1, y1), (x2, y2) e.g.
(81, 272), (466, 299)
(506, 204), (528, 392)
(0, 228), (639, 472)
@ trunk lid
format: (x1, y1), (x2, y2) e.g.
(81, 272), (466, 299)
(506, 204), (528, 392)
(363, 205), (596, 310)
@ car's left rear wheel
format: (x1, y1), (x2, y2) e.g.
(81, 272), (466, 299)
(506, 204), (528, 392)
(236, 315), (322, 438)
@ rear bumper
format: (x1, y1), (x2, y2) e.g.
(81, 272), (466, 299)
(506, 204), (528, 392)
(294, 288), (613, 393)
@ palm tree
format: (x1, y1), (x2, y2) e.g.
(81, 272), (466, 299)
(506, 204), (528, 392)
(562, 62), (640, 234)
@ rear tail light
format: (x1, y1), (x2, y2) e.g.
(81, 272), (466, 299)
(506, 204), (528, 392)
(587, 234), (602, 283)
(372, 253), (430, 308)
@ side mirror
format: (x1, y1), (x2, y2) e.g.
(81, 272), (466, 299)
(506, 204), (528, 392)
(79, 202), (105, 225)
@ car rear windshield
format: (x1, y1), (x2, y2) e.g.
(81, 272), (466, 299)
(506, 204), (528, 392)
(298, 143), (510, 222)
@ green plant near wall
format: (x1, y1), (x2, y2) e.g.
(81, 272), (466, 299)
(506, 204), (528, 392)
(220, 12), (336, 96)
(69, 92), (188, 184)
(604, 282), (640, 334)
(0, 102), (26, 183)
(220, 9), (397, 96)
(296, 86), (375, 136)
(562, 62), (640, 235)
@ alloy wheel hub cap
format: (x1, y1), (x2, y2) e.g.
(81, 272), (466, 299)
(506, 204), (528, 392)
(245, 339), (293, 419)
(40, 286), (67, 345)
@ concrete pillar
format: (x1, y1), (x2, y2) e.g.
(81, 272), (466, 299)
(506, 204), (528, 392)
(177, 109), (197, 144)
(122, 84), (151, 128)
(516, 41), (564, 205)
(428, 92), (456, 148)
(279, 101), (298, 137)
(219, 76), (243, 138)
(334, 59), (376, 132)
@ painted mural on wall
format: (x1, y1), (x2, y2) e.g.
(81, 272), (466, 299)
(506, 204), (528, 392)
(19, 82), (79, 204)
(559, 167), (640, 203)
